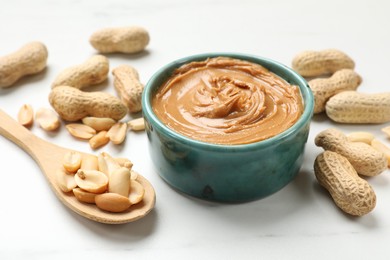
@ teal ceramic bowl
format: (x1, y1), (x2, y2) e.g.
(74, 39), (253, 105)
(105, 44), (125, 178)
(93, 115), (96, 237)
(142, 53), (314, 202)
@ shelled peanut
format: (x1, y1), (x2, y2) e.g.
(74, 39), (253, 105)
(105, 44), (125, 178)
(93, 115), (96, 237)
(56, 151), (145, 213)
(65, 117), (145, 149)
(16, 103), (145, 150)
(17, 104), (34, 127)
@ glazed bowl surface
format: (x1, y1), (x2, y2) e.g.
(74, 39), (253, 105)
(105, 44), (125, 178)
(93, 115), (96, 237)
(142, 52), (314, 202)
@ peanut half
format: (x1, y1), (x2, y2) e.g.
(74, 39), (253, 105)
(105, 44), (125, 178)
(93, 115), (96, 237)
(66, 123), (96, 140)
(128, 118), (145, 131)
(382, 126), (390, 138)
(51, 55), (109, 89)
(308, 69), (361, 114)
(63, 151), (82, 173)
(75, 169), (108, 194)
(73, 188), (97, 204)
(106, 122), (127, 145)
(108, 167), (131, 197)
(49, 86), (128, 121)
(89, 131), (110, 149)
(35, 108), (60, 131)
(112, 65), (144, 113)
(129, 179), (145, 205)
(314, 151), (376, 216)
(89, 26), (149, 54)
(0, 41), (48, 88)
(56, 168), (77, 193)
(115, 157), (133, 169)
(346, 131), (375, 145)
(315, 128), (387, 177)
(97, 152), (121, 177)
(325, 91), (390, 124)
(292, 49), (355, 77)
(82, 117), (116, 131)
(80, 154), (99, 170)
(17, 104), (34, 127)
(95, 193), (132, 213)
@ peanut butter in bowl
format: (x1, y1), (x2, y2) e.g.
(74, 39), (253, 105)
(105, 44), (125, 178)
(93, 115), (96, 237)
(152, 57), (304, 145)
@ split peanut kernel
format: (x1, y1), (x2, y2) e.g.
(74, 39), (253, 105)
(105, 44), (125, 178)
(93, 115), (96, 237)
(382, 126), (390, 138)
(128, 118), (145, 131)
(109, 167), (131, 197)
(72, 188), (97, 204)
(346, 131), (375, 145)
(63, 151), (82, 173)
(89, 131), (110, 149)
(106, 122), (127, 145)
(80, 154), (99, 170)
(75, 169), (108, 194)
(66, 123), (96, 140)
(129, 180), (145, 205)
(36, 108), (60, 131)
(95, 193), (132, 213)
(56, 168), (77, 193)
(97, 152), (121, 177)
(18, 104), (34, 127)
(82, 117), (116, 131)
(115, 157), (133, 169)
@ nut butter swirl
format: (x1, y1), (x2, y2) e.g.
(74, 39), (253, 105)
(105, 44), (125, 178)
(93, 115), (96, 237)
(152, 57), (303, 145)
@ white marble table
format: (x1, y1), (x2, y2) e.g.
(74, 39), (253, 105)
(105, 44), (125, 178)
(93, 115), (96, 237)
(1, 0), (389, 259)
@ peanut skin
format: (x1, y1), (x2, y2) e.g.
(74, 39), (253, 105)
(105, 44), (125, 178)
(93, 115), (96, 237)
(112, 65), (144, 113)
(0, 42), (48, 88)
(89, 26), (149, 54)
(49, 86), (128, 121)
(51, 55), (109, 89)
(309, 69), (361, 114)
(314, 151), (376, 216)
(325, 91), (390, 124)
(292, 49), (355, 77)
(315, 128), (387, 177)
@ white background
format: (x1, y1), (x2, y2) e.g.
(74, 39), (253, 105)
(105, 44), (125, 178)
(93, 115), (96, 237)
(1, 0), (390, 259)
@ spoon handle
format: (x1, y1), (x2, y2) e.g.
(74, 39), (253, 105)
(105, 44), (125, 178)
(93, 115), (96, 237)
(0, 109), (43, 159)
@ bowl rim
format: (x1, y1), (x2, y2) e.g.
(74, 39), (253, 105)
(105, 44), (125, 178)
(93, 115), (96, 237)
(142, 52), (314, 151)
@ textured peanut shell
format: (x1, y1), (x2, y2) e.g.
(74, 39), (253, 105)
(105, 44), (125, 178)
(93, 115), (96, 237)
(325, 91), (390, 124)
(51, 55), (109, 89)
(314, 151), (376, 216)
(112, 65), (144, 113)
(0, 41), (48, 88)
(309, 69), (361, 114)
(89, 26), (149, 54)
(48, 86), (128, 121)
(292, 49), (355, 77)
(315, 128), (387, 176)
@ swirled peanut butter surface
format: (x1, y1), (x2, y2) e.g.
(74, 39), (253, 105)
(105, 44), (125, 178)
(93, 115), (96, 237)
(152, 57), (303, 145)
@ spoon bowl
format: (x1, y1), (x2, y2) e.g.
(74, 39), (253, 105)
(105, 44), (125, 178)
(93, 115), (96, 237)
(0, 109), (155, 224)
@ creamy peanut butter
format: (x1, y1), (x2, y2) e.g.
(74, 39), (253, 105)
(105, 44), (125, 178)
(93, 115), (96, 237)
(152, 57), (303, 145)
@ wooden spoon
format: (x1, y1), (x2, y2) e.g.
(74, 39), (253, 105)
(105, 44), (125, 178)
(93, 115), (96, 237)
(0, 109), (155, 224)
